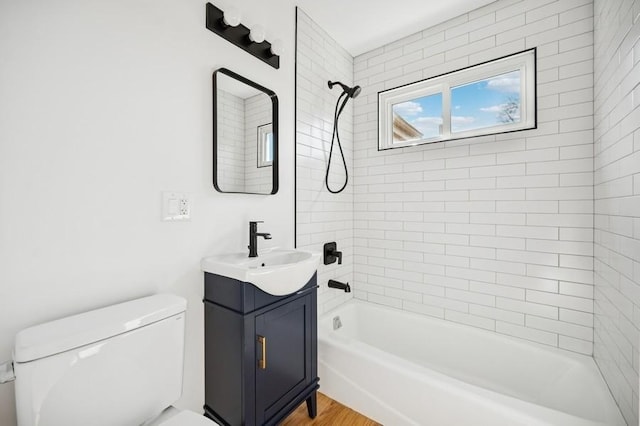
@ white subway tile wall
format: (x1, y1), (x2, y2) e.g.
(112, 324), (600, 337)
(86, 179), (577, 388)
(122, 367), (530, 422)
(296, 9), (354, 314)
(244, 94), (273, 193)
(216, 90), (245, 192)
(353, 0), (595, 354)
(593, 1), (640, 425)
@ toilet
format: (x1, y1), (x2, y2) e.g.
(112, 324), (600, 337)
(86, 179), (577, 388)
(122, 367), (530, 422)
(11, 294), (216, 426)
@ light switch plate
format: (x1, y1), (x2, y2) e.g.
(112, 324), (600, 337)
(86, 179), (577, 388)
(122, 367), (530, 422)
(162, 191), (191, 221)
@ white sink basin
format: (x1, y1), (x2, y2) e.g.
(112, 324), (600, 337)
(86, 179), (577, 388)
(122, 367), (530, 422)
(201, 248), (321, 296)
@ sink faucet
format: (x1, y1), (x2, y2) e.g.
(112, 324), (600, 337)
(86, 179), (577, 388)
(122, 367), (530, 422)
(248, 221), (271, 258)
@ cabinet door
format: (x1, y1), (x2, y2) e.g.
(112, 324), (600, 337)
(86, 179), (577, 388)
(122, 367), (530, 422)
(254, 294), (312, 423)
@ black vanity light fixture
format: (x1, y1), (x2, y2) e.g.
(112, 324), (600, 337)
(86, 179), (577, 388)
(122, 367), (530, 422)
(205, 3), (282, 69)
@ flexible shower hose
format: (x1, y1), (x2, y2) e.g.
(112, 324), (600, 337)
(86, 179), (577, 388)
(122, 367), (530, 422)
(325, 91), (351, 194)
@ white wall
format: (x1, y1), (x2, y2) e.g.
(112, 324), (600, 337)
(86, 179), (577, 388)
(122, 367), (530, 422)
(593, 1), (640, 424)
(0, 0), (296, 424)
(296, 9), (355, 314)
(353, 0), (596, 354)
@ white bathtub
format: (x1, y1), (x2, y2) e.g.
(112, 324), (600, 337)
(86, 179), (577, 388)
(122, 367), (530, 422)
(318, 300), (625, 426)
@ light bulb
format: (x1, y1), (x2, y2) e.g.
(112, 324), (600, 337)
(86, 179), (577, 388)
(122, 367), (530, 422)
(249, 25), (266, 43)
(222, 7), (241, 27)
(270, 39), (284, 56)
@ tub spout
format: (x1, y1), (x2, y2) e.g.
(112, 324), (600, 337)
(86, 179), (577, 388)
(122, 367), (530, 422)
(328, 279), (350, 293)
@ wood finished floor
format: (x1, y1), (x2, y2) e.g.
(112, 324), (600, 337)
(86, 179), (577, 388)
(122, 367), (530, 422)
(280, 392), (381, 426)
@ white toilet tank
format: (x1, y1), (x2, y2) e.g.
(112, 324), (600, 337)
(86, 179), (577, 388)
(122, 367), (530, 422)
(13, 294), (187, 426)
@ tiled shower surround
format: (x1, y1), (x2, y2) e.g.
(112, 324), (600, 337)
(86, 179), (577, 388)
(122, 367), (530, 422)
(353, 0), (595, 352)
(297, 0), (640, 423)
(296, 9), (355, 314)
(593, 0), (640, 424)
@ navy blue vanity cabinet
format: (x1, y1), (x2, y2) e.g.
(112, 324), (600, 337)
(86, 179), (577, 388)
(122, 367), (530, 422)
(203, 272), (319, 426)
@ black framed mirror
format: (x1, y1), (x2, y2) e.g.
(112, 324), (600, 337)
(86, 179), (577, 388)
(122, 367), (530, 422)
(213, 68), (278, 194)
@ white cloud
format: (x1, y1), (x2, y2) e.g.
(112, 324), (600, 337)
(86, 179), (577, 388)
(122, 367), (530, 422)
(411, 116), (442, 136)
(393, 101), (423, 116)
(409, 116), (476, 135)
(454, 105), (461, 110)
(480, 104), (505, 113)
(486, 71), (520, 93)
(479, 103), (521, 122)
(450, 116), (477, 132)
(413, 116), (443, 125)
(451, 116), (475, 124)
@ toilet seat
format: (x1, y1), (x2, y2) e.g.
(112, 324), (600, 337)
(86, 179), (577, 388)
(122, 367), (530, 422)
(158, 410), (217, 426)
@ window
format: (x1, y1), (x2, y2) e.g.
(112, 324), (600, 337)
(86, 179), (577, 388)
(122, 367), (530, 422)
(257, 123), (273, 167)
(379, 49), (536, 150)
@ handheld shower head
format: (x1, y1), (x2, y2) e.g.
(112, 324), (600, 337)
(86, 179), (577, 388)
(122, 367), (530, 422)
(325, 79), (362, 194)
(328, 80), (362, 98)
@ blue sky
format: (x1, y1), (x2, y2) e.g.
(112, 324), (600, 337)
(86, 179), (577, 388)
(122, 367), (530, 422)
(392, 70), (521, 140)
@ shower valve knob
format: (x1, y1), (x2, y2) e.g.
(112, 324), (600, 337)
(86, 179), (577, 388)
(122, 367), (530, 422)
(324, 242), (342, 265)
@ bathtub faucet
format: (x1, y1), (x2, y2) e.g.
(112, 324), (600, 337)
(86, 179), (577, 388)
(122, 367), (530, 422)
(328, 279), (350, 293)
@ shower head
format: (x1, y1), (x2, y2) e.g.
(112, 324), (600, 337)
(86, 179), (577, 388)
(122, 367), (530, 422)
(328, 80), (362, 98)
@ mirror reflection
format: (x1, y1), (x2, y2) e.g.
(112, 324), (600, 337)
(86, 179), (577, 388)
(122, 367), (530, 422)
(213, 68), (278, 194)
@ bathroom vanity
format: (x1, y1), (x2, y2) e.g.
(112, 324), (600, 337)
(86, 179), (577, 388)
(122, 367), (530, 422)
(203, 272), (319, 426)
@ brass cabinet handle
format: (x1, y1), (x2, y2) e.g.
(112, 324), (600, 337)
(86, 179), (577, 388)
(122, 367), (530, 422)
(258, 335), (266, 369)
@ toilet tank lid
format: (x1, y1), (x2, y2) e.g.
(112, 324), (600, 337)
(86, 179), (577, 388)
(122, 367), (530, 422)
(13, 294), (187, 363)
